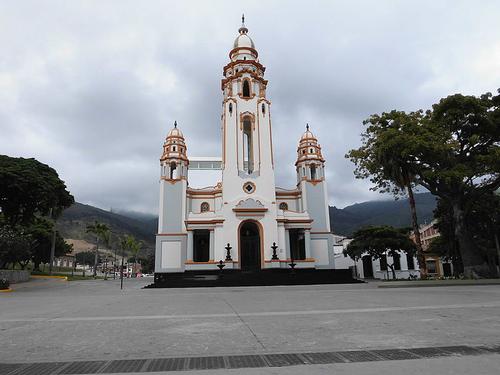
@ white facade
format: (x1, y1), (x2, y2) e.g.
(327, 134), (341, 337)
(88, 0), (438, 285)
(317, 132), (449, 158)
(155, 21), (335, 274)
(334, 238), (421, 280)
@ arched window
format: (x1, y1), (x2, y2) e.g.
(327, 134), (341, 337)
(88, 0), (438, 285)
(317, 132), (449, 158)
(173, 146), (176, 152)
(261, 103), (266, 115)
(310, 164), (317, 180)
(242, 80), (250, 98)
(200, 202), (209, 213)
(170, 162), (177, 179)
(229, 102), (233, 115)
(243, 118), (253, 173)
(279, 202), (288, 211)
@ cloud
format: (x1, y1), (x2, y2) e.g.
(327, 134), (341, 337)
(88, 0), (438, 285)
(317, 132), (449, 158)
(1, 0), (500, 214)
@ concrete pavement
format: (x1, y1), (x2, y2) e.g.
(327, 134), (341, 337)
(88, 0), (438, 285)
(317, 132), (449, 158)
(1, 278), (500, 373)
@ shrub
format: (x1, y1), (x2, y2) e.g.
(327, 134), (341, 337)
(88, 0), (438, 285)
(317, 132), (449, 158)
(0, 278), (10, 290)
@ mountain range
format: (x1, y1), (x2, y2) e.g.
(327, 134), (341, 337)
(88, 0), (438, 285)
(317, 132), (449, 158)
(57, 193), (437, 246)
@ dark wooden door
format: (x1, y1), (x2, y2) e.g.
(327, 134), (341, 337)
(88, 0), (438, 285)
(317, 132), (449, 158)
(240, 222), (261, 271)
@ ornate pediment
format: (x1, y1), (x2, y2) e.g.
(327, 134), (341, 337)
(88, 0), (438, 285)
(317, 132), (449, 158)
(233, 198), (268, 216)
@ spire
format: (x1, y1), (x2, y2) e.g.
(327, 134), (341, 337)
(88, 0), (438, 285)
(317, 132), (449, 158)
(239, 13), (248, 34)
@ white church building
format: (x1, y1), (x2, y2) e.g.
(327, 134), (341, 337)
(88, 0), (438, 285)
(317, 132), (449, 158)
(155, 20), (336, 274)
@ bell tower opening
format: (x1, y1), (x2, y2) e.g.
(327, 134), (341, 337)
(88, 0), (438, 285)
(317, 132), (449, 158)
(242, 79), (250, 98)
(239, 221), (261, 271)
(243, 118), (254, 173)
(170, 162), (177, 179)
(310, 164), (317, 180)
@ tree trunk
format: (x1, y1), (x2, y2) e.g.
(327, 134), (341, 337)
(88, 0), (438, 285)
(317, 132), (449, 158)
(93, 238), (99, 278)
(388, 264), (396, 280)
(452, 202), (490, 278)
(495, 233), (500, 278)
(406, 185), (427, 279)
(486, 253), (498, 278)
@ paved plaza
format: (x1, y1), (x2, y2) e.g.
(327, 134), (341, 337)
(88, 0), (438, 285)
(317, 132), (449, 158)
(1, 278), (500, 374)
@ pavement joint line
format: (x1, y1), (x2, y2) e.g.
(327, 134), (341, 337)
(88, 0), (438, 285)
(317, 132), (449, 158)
(220, 297), (267, 350)
(2, 301), (500, 323)
(2, 344), (499, 374)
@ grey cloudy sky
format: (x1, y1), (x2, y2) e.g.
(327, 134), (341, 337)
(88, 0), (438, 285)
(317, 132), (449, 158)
(1, 0), (500, 214)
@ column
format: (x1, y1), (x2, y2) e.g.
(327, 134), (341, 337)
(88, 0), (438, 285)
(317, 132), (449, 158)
(284, 229), (291, 260)
(304, 229), (312, 259)
(187, 230), (193, 261)
(209, 230), (215, 261)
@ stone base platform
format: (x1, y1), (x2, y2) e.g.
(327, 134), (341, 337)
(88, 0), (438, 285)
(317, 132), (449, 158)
(148, 269), (362, 288)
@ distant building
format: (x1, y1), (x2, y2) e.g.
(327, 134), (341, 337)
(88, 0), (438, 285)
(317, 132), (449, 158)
(53, 255), (75, 269)
(410, 220), (454, 277)
(334, 237), (420, 280)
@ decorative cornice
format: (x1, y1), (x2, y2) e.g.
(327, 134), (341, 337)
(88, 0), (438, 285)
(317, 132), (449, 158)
(185, 219), (225, 225)
(276, 218), (313, 224)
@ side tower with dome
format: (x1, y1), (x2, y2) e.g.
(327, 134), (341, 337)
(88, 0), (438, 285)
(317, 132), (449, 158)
(154, 18), (335, 276)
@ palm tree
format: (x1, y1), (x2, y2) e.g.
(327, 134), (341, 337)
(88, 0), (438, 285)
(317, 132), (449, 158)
(127, 236), (142, 277)
(102, 230), (111, 280)
(86, 221), (110, 278)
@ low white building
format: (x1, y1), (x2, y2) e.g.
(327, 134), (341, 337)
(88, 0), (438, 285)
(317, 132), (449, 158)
(334, 237), (421, 280)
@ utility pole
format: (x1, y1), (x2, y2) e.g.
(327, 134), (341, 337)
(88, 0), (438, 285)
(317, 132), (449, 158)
(120, 255), (124, 290)
(114, 247), (117, 280)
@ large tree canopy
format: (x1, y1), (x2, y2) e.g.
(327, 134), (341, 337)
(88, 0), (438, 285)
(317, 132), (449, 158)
(0, 155), (74, 225)
(348, 90), (500, 278)
(346, 110), (428, 277)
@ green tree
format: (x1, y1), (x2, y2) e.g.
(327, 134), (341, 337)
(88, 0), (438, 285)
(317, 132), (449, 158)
(28, 218), (72, 271)
(86, 221), (110, 278)
(347, 110), (428, 278)
(344, 226), (416, 279)
(349, 90), (500, 278)
(0, 155), (74, 226)
(0, 224), (32, 269)
(137, 250), (154, 274)
(125, 235), (142, 277)
(431, 193), (500, 277)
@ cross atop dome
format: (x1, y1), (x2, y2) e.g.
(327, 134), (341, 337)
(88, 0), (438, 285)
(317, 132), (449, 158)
(239, 14), (248, 34)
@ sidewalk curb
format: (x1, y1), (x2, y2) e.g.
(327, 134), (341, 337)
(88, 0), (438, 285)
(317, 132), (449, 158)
(30, 275), (68, 281)
(0, 287), (13, 293)
(378, 279), (500, 288)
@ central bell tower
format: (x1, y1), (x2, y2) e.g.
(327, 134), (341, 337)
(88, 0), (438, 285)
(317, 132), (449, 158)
(221, 16), (276, 201)
(219, 17), (279, 265)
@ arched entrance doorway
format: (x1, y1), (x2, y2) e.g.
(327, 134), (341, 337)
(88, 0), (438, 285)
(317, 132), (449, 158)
(239, 221), (261, 271)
